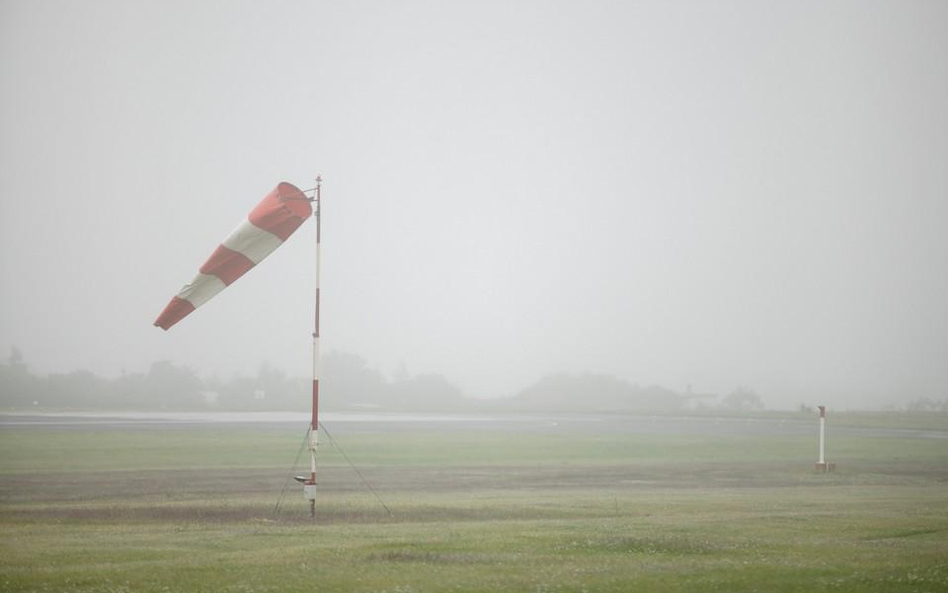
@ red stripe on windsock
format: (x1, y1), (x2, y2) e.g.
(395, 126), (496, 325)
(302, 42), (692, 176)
(154, 297), (195, 330)
(249, 182), (311, 241)
(200, 245), (256, 286)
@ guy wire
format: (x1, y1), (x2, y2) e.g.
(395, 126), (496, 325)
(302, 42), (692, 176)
(273, 426), (311, 516)
(319, 422), (393, 517)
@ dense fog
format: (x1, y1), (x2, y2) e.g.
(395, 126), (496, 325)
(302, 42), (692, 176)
(2, 1), (946, 411)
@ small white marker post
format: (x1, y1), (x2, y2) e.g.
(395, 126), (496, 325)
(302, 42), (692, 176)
(815, 405), (836, 472)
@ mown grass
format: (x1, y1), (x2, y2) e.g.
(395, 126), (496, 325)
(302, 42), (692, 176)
(1, 421), (945, 472)
(3, 488), (947, 592)
(1, 416), (947, 592)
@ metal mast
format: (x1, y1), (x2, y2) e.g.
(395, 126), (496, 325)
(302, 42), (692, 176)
(304, 175), (322, 518)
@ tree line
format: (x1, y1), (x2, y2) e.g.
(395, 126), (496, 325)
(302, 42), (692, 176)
(1, 346), (777, 412)
(0, 347), (466, 411)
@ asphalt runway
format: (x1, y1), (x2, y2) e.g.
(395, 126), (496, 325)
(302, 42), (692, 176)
(1, 411), (945, 440)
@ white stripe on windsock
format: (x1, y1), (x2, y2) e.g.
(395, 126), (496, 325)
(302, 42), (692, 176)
(176, 274), (228, 309)
(221, 220), (285, 264)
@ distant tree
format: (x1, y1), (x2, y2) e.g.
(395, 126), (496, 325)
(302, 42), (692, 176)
(9, 346), (23, 366)
(113, 371), (148, 409)
(142, 360), (204, 409)
(215, 373), (258, 410)
(321, 351), (387, 408)
(0, 346), (39, 407)
(906, 397), (947, 412)
(388, 372), (465, 410)
(212, 363), (305, 410)
(515, 372), (683, 412)
(392, 361), (410, 383)
(46, 370), (108, 408)
(252, 362), (298, 409)
(720, 387), (764, 410)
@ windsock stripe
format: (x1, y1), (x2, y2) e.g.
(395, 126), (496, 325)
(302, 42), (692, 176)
(177, 273), (227, 309)
(154, 297), (195, 330)
(249, 182), (311, 241)
(220, 219), (284, 264)
(200, 245), (256, 286)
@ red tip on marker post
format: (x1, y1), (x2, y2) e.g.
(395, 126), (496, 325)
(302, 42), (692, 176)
(818, 405), (825, 418)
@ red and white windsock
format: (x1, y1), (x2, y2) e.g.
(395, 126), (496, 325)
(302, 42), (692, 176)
(154, 182), (312, 330)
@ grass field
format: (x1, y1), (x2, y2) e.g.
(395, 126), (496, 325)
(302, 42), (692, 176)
(1, 413), (946, 592)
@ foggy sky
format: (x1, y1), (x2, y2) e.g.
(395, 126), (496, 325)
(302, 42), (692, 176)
(1, 0), (946, 409)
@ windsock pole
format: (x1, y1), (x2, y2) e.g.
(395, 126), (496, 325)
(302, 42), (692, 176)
(305, 176), (322, 518)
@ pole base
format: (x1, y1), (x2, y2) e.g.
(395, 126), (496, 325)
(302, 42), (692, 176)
(814, 462), (837, 472)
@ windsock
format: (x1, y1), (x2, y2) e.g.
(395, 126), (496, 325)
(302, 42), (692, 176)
(154, 182), (312, 330)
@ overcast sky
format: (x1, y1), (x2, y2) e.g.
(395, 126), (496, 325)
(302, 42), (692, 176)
(1, 0), (946, 409)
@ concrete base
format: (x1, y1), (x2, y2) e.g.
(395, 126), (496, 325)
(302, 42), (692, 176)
(814, 462), (837, 472)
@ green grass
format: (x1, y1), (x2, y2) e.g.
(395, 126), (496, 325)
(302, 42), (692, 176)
(2, 424), (945, 472)
(1, 417), (947, 592)
(3, 488), (947, 593)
